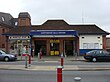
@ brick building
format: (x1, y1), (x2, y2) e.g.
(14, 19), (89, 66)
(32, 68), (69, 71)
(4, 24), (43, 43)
(0, 12), (109, 56)
(0, 12), (13, 51)
(106, 38), (110, 52)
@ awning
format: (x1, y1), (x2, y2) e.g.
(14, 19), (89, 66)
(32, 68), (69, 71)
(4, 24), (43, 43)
(30, 30), (78, 37)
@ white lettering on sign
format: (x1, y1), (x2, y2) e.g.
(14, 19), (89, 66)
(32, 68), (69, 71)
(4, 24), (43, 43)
(9, 36), (30, 40)
(41, 32), (66, 35)
(41, 32), (53, 34)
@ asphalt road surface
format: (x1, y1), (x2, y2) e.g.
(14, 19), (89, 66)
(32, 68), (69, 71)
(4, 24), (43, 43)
(0, 70), (110, 82)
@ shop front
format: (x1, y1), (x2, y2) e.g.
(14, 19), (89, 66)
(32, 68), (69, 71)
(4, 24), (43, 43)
(30, 30), (79, 56)
(8, 36), (30, 56)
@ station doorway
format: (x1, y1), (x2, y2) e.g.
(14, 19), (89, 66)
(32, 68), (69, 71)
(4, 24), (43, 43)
(64, 40), (75, 56)
(50, 39), (60, 56)
(34, 40), (46, 56)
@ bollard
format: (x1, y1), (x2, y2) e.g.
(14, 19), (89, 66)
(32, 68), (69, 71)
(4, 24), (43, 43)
(61, 53), (64, 67)
(40, 51), (42, 59)
(28, 55), (31, 67)
(61, 57), (64, 67)
(57, 66), (62, 82)
(74, 77), (81, 82)
(21, 54), (22, 60)
(38, 53), (40, 61)
(25, 55), (28, 68)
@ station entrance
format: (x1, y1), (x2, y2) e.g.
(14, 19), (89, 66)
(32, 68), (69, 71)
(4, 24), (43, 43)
(30, 30), (79, 56)
(34, 39), (77, 56)
(50, 39), (60, 55)
(34, 40), (46, 56)
(64, 40), (75, 56)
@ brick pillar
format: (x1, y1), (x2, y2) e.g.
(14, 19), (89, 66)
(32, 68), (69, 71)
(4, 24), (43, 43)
(47, 39), (50, 55)
(76, 37), (79, 55)
(102, 35), (106, 50)
(59, 39), (63, 55)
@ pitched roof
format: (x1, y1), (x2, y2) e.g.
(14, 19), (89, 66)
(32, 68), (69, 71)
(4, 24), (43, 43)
(3, 20), (109, 36)
(19, 12), (31, 19)
(32, 20), (109, 35)
(0, 12), (13, 26)
(42, 20), (69, 26)
(70, 25), (109, 34)
(0, 22), (13, 29)
(3, 26), (31, 35)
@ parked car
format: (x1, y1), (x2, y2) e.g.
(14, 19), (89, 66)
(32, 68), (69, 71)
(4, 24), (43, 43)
(0, 50), (17, 61)
(84, 50), (110, 62)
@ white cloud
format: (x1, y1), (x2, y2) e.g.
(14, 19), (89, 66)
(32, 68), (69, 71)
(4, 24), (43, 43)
(0, 0), (110, 33)
(0, 0), (24, 17)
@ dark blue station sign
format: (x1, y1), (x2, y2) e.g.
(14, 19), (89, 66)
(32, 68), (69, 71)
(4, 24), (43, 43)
(30, 30), (78, 37)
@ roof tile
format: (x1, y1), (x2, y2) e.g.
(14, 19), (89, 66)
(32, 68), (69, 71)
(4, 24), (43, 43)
(3, 20), (109, 35)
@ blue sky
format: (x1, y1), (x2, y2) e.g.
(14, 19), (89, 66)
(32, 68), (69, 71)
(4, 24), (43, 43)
(0, 0), (110, 34)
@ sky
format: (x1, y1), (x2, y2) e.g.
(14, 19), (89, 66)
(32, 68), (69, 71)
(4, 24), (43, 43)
(0, 0), (110, 34)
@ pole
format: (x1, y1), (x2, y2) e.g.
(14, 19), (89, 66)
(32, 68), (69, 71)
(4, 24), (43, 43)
(40, 51), (42, 59)
(61, 57), (64, 67)
(29, 35), (32, 66)
(38, 53), (40, 61)
(25, 55), (28, 68)
(57, 66), (62, 82)
(28, 55), (31, 67)
(61, 53), (64, 67)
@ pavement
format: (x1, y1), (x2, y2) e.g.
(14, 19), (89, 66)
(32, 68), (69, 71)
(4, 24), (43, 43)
(0, 56), (110, 71)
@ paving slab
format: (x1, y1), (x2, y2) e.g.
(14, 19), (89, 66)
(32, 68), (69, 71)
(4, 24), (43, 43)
(0, 64), (110, 71)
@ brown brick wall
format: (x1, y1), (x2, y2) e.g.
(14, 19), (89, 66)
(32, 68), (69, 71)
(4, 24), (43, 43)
(106, 38), (110, 49)
(0, 26), (10, 51)
(18, 18), (31, 26)
(102, 35), (106, 50)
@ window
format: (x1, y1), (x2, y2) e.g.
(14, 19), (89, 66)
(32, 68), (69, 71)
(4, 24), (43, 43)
(88, 43), (94, 49)
(94, 43), (99, 49)
(83, 43), (99, 49)
(103, 51), (109, 55)
(15, 22), (18, 26)
(1, 16), (5, 21)
(83, 43), (88, 49)
(95, 51), (100, 55)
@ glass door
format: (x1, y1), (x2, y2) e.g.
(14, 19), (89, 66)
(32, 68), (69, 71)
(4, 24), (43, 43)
(50, 39), (60, 55)
(34, 40), (46, 56)
(64, 40), (75, 56)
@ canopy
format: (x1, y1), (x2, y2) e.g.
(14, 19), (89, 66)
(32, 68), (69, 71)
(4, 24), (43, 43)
(30, 30), (78, 37)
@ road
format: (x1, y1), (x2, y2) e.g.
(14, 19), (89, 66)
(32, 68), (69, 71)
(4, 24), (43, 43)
(0, 59), (110, 82)
(0, 69), (110, 82)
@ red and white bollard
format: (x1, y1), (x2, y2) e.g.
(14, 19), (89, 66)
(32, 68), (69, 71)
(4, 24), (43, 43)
(40, 51), (42, 59)
(28, 55), (31, 67)
(61, 53), (64, 67)
(61, 57), (64, 67)
(57, 66), (62, 82)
